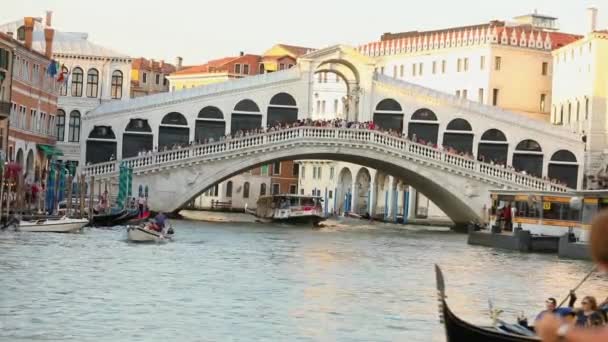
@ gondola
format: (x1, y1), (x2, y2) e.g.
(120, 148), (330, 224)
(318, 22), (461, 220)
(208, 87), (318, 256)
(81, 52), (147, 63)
(110, 209), (140, 226)
(89, 209), (126, 227)
(435, 265), (539, 342)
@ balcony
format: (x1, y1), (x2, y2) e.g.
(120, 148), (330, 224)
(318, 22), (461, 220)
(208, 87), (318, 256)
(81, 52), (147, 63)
(0, 101), (10, 119)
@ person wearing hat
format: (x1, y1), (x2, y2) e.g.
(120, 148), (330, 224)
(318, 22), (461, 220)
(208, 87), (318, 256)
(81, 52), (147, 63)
(536, 210), (608, 341)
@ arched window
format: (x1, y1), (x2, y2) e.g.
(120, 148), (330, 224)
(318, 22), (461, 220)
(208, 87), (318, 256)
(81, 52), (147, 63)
(374, 99), (404, 131)
(196, 106), (225, 143)
(267, 93), (298, 126)
(86, 69), (99, 98)
(585, 97), (589, 120)
(226, 181), (233, 198)
(17, 26), (25, 41)
(60, 66), (69, 96)
(408, 108), (439, 144)
(111, 70), (123, 99)
(513, 139), (543, 177)
(123, 119), (153, 158)
(71, 67), (83, 97)
(260, 183), (266, 196)
(159, 112), (189, 149)
(68, 111), (81, 142)
(243, 182), (250, 199)
(478, 129), (508, 164)
(443, 118), (473, 153)
(56, 109), (66, 141)
(231, 99), (262, 134)
(86, 126), (117, 164)
(548, 150), (578, 188)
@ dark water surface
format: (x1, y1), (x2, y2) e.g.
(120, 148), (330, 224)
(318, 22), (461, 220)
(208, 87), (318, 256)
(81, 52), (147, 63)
(1, 220), (606, 341)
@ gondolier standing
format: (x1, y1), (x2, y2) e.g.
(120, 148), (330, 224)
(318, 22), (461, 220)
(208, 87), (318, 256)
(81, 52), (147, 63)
(537, 211), (608, 341)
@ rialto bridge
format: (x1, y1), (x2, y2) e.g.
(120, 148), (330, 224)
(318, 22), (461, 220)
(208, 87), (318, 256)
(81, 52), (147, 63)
(81, 45), (584, 227)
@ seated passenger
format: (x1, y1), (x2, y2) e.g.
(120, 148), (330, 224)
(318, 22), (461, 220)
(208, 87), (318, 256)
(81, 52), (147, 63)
(155, 212), (167, 229)
(536, 297), (558, 321)
(575, 296), (606, 327)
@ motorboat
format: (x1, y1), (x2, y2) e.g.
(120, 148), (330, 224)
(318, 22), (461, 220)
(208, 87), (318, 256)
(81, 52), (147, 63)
(16, 216), (89, 233)
(126, 223), (174, 243)
(253, 194), (326, 226)
(435, 265), (539, 341)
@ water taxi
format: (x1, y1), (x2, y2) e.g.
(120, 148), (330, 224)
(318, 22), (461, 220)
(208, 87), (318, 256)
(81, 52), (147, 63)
(253, 194), (326, 226)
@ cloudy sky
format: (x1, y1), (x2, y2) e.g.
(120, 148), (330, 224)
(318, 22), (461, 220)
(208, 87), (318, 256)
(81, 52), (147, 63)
(2, 0), (606, 65)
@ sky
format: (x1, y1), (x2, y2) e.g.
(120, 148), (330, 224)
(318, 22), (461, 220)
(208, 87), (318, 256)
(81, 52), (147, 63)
(2, 0), (607, 66)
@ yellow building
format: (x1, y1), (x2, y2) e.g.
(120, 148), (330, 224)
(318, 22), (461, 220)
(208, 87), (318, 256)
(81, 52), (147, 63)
(551, 8), (608, 184)
(130, 57), (176, 98)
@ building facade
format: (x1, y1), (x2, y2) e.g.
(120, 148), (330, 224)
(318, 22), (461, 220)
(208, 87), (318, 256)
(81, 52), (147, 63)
(550, 8), (608, 187)
(1, 13), (132, 168)
(0, 32), (15, 157)
(4, 17), (59, 182)
(130, 58), (175, 98)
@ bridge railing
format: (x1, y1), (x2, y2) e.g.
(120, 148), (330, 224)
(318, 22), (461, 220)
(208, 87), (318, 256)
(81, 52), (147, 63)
(82, 126), (570, 192)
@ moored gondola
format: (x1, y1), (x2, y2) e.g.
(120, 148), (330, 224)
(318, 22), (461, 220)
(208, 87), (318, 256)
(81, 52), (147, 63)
(435, 265), (539, 342)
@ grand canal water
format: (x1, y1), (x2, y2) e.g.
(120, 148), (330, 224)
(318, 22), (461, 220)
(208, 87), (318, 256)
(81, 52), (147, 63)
(1, 220), (606, 342)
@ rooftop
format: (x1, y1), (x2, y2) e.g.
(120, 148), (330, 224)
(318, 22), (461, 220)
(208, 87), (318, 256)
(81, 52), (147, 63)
(171, 55), (260, 76)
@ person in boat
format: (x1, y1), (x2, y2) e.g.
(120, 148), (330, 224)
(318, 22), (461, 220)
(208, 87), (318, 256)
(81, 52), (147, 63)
(137, 195), (145, 218)
(537, 210), (608, 341)
(570, 295), (606, 327)
(536, 298), (558, 321)
(150, 212), (167, 232)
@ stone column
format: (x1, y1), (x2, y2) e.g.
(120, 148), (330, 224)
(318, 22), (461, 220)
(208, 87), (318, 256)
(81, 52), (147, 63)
(368, 181), (375, 216)
(391, 178), (398, 222)
(351, 180), (358, 214)
(407, 186), (417, 220)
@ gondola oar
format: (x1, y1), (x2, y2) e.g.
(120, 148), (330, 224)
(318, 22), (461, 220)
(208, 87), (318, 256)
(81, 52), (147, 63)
(557, 265), (596, 308)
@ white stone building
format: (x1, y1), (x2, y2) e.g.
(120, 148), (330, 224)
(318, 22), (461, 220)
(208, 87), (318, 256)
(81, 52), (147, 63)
(0, 13), (132, 168)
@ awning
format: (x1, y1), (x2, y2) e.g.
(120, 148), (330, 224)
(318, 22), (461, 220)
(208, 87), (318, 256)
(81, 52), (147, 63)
(37, 144), (64, 157)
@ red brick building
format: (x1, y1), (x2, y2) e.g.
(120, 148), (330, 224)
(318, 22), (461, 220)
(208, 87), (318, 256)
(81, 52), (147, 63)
(0, 32), (16, 158)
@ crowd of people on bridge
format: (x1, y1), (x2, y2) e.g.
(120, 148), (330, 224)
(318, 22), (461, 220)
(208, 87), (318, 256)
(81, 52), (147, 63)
(114, 119), (569, 186)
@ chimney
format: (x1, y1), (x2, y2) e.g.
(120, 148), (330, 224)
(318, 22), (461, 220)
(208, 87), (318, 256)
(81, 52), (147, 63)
(175, 56), (183, 71)
(45, 10), (53, 27)
(44, 27), (54, 58)
(239, 51), (244, 57)
(587, 7), (598, 33)
(24, 17), (35, 50)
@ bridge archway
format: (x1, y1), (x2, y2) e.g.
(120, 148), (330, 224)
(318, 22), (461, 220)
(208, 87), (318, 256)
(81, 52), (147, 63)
(374, 99), (404, 132)
(548, 150), (578, 188)
(314, 58), (361, 121)
(123, 119), (153, 158)
(267, 93), (298, 126)
(159, 112), (189, 149)
(231, 99), (262, 134)
(355, 168), (372, 214)
(26, 149), (34, 176)
(478, 129), (508, 164)
(408, 108), (439, 144)
(443, 118), (473, 153)
(195, 106), (225, 142)
(513, 139), (543, 177)
(86, 126), (117, 164)
(16, 148), (24, 169)
(337, 167), (353, 214)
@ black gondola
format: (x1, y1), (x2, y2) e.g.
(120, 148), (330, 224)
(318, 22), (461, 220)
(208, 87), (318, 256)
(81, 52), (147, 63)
(435, 265), (539, 342)
(89, 210), (126, 227)
(110, 209), (140, 226)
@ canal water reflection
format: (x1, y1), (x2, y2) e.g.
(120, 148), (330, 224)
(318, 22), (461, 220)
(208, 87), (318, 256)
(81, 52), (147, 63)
(0, 221), (606, 342)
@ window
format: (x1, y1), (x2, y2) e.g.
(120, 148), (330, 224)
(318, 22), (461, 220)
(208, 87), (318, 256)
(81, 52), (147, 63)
(400, 65), (404, 77)
(540, 94), (546, 112)
(321, 101), (326, 114)
(111, 70), (123, 99)
(155, 74), (160, 85)
(260, 183), (266, 196)
(492, 88), (499, 106)
(329, 190), (333, 199)
(142, 72), (147, 83)
(163, 77), (168, 86)
(478, 88), (484, 104)
(289, 184), (297, 194)
(412, 64), (416, 76)
(301, 166), (305, 179)
(243, 64), (249, 75)
(234, 64), (241, 73)
(288, 64), (293, 68)
(462, 89), (467, 99)
(0, 48), (8, 70)
(272, 161), (281, 175)
(560, 106), (564, 124)
(380, 67), (384, 74)
(464, 58), (469, 71)
(226, 181), (233, 197)
(568, 103), (572, 123)
(292, 163), (299, 176)
(494, 56), (501, 70)
(318, 167), (322, 179)
(243, 182), (250, 199)
(279, 63), (285, 70)
(419, 62), (423, 76)
(71, 67), (83, 97)
(29, 109), (36, 130)
(480, 56), (486, 70)
(457, 58), (462, 72)
(393, 65), (397, 78)
(313, 167), (317, 179)
(330, 167), (334, 179)
(432, 61), (437, 74)
(455, 90), (461, 98)
(542, 62), (548, 76)
(68, 110), (81, 142)
(441, 60), (446, 73)
(17, 26), (25, 41)
(272, 183), (280, 195)
(334, 99), (338, 114)
(576, 101), (580, 121)
(86, 69), (99, 98)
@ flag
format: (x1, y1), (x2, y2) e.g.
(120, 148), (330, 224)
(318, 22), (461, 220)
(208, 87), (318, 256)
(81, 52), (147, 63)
(56, 64), (66, 83)
(47, 60), (58, 77)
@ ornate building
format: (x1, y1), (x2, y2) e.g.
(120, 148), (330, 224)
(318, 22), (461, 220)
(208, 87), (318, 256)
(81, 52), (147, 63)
(0, 32), (15, 158)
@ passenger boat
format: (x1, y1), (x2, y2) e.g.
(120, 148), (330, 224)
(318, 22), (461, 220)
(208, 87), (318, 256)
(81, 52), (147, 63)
(126, 223), (174, 243)
(435, 265), (539, 342)
(253, 194), (326, 226)
(17, 216), (89, 233)
(488, 190), (608, 242)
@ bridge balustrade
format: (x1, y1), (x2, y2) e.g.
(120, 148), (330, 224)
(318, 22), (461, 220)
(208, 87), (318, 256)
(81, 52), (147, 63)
(83, 126), (570, 192)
